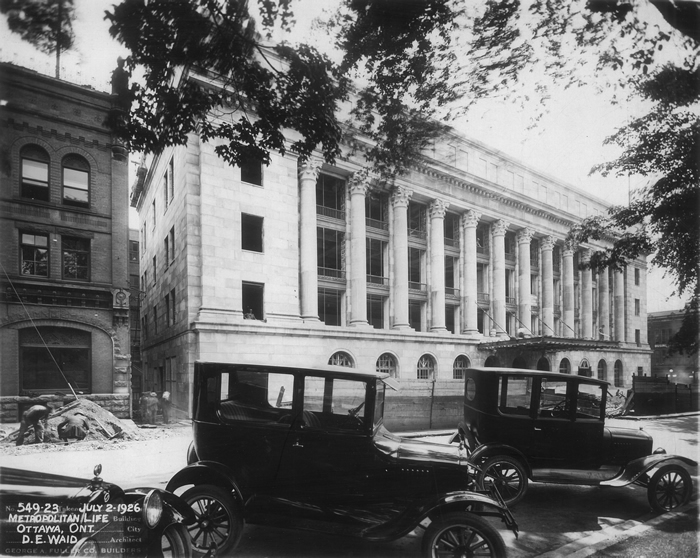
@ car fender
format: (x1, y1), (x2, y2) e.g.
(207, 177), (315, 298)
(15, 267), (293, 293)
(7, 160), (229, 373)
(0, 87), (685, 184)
(165, 461), (245, 511)
(468, 444), (532, 477)
(360, 490), (514, 542)
(601, 454), (698, 487)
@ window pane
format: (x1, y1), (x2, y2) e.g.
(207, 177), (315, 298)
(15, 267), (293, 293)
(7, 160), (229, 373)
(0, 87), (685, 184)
(577, 383), (603, 419)
(22, 159), (49, 184)
(539, 380), (569, 417)
(498, 376), (532, 415)
(64, 168), (88, 190)
(242, 214), (264, 252)
(241, 160), (262, 185)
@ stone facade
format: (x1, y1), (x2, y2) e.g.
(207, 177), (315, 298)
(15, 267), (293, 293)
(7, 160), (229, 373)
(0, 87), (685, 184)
(133, 69), (651, 426)
(0, 63), (131, 421)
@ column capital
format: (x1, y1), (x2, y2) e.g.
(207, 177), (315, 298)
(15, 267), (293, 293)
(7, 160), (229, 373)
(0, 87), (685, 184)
(541, 235), (556, 251)
(349, 168), (375, 196)
(429, 199), (448, 219)
(492, 219), (509, 237)
(298, 157), (322, 181)
(516, 227), (534, 245)
(462, 209), (481, 228)
(391, 186), (413, 208)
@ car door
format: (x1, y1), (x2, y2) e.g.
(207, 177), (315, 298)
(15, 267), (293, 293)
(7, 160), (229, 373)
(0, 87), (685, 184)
(531, 377), (575, 467)
(275, 375), (379, 506)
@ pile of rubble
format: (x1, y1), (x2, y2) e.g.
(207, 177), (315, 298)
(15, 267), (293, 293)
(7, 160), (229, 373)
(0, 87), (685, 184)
(1, 398), (142, 446)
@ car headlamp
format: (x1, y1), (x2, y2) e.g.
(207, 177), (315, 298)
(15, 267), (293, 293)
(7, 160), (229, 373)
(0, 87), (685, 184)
(142, 489), (163, 529)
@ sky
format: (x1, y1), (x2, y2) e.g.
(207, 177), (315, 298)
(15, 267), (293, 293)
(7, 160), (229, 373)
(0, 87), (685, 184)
(0, 0), (687, 312)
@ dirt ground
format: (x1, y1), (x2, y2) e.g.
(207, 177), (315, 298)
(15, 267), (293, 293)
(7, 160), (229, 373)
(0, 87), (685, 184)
(0, 398), (190, 457)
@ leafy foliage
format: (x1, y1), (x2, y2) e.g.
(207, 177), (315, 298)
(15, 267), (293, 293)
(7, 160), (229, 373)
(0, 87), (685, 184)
(0, 0), (74, 55)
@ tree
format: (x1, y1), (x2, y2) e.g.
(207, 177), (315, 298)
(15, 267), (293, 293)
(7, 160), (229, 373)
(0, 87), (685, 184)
(0, 0), (75, 78)
(459, 0), (699, 354)
(104, 0), (461, 181)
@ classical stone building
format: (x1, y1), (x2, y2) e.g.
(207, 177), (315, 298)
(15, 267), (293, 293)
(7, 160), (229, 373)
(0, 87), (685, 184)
(133, 74), (651, 429)
(0, 63), (131, 421)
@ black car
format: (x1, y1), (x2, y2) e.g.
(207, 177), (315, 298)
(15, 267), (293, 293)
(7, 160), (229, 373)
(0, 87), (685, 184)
(167, 362), (518, 558)
(0, 464), (194, 557)
(455, 368), (697, 511)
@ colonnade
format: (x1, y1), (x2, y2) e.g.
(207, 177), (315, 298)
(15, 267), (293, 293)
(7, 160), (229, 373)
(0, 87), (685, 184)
(298, 161), (626, 340)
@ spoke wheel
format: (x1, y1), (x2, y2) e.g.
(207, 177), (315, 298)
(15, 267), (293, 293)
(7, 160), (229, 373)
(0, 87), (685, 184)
(647, 465), (692, 512)
(182, 484), (243, 556)
(477, 455), (528, 506)
(422, 512), (506, 558)
(160, 523), (191, 558)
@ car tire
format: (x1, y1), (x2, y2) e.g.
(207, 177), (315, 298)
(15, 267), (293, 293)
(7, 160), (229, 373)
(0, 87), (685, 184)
(182, 484), (243, 556)
(422, 512), (506, 558)
(477, 455), (528, 506)
(647, 464), (692, 512)
(160, 523), (192, 558)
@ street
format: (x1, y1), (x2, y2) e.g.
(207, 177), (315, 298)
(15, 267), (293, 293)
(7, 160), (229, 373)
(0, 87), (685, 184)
(1, 415), (697, 557)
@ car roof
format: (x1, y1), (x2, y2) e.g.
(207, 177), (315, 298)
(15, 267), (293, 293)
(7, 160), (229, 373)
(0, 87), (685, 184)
(195, 361), (393, 383)
(465, 367), (611, 386)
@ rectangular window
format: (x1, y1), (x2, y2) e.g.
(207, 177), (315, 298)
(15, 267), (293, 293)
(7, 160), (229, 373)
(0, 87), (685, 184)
(169, 227), (175, 264)
(318, 288), (342, 326)
(63, 166), (89, 207)
(242, 281), (264, 320)
(62, 237), (90, 281)
(317, 228), (344, 277)
(240, 159), (263, 186)
(152, 200), (156, 230)
(444, 213), (459, 246)
(164, 236), (169, 268)
(365, 192), (386, 230)
(20, 232), (49, 277)
(445, 256), (456, 291)
(170, 288), (176, 325)
(21, 157), (49, 201)
(218, 370), (295, 424)
(635, 329), (641, 346)
(634, 268), (640, 286)
(129, 240), (139, 263)
(367, 294), (384, 329)
(366, 238), (385, 283)
(498, 376), (532, 415)
(408, 201), (426, 236)
(408, 247), (423, 289)
(504, 232), (516, 258)
(153, 305), (159, 334)
(409, 300), (422, 332)
(165, 293), (171, 327)
(242, 214), (264, 252)
(446, 304), (456, 334)
(476, 224), (488, 254)
(152, 255), (157, 284)
(316, 173), (345, 218)
(530, 239), (539, 266)
(142, 315), (148, 339)
(634, 299), (640, 316)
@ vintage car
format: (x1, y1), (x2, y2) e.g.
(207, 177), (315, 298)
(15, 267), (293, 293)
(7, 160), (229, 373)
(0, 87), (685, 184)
(454, 368), (697, 511)
(0, 463), (195, 557)
(167, 362), (519, 558)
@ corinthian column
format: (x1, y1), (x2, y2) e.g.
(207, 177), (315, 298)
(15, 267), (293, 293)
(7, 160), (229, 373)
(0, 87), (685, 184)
(462, 209), (481, 336)
(299, 158), (321, 321)
(581, 249), (593, 339)
(562, 241), (575, 338)
(391, 186), (412, 329)
(429, 199), (448, 332)
(348, 172), (372, 327)
(614, 268), (625, 341)
(598, 266), (610, 340)
(517, 228), (534, 335)
(492, 219), (509, 338)
(541, 236), (555, 336)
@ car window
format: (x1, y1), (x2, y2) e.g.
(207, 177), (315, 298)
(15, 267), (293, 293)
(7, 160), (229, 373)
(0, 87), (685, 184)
(218, 370), (295, 424)
(374, 382), (385, 427)
(498, 376), (533, 416)
(538, 379), (570, 418)
(576, 383), (604, 419)
(303, 376), (367, 431)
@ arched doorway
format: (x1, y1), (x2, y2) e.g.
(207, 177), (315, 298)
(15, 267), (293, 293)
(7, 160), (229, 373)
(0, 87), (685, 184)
(484, 356), (500, 367)
(512, 356), (527, 369)
(537, 357), (550, 371)
(597, 359), (608, 382)
(614, 360), (623, 387)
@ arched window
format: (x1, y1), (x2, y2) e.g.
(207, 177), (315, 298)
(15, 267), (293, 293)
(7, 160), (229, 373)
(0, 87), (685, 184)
(484, 355), (500, 367)
(21, 145), (50, 202)
(328, 351), (354, 368)
(559, 358), (571, 374)
(512, 356), (527, 369)
(598, 359), (608, 382)
(416, 354), (436, 380)
(537, 357), (550, 371)
(614, 360), (623, 387)
(453, 355), (470, 379)
(376, 353), (398, 377)
(62, 155), (90, 208)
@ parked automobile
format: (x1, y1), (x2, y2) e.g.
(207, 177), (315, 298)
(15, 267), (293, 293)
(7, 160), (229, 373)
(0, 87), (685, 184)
(454, 368), (697, 511)
(167, 362), (518, 558)
(0, 463), (194, 557)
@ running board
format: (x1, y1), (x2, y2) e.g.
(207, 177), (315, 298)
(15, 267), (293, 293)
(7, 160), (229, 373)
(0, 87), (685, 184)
(531, 466), (621, 484)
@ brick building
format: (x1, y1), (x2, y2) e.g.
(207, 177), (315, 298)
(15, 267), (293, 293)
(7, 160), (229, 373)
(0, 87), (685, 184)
(648, 307), (698, 384)
(132, 69), (651, 429)
(0, 63), (131, 421)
